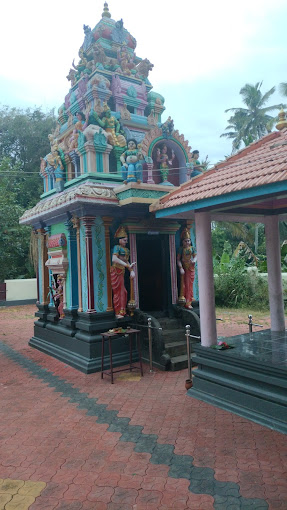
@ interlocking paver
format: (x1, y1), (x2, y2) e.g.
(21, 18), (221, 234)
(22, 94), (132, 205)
(0, 305), (286, 510)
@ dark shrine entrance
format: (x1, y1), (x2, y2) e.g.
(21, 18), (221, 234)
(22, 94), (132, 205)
(136, 234), (169, 312)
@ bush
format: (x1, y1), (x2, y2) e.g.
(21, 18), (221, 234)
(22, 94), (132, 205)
(214, 258), (269, 309)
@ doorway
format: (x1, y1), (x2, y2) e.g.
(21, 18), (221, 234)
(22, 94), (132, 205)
(136, 235), (169, 312)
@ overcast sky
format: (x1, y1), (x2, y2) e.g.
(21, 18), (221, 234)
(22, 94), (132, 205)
(1, 0), (286, 164)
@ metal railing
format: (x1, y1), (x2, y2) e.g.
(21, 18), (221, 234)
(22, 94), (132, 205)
(185, 324), (200, 380)
(248, 314), (263, 333)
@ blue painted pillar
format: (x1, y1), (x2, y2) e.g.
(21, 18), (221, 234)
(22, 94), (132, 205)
(65, 219), (79, 310)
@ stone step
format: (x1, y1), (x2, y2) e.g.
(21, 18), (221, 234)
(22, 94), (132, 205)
(161, 328), (186, 343)
(158, 318), (182, 330)
(170, 353), (197, 372)
(165, 340), (187, 357)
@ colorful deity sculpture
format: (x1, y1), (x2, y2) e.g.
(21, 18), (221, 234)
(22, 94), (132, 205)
(177, 228), (197, 309)
(190, 150), (204, 177)
(110, 226), (136, 319)
(52, 275), (65, 319)
(120, 139), (143, 183)
(74, 111), (87, 132)
(90, 103), (126, 147)
(156, 144), (175, 184)
(46, 146), (65, 192)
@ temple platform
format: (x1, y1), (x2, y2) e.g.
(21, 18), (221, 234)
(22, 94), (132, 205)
(188, 329), (287, 434)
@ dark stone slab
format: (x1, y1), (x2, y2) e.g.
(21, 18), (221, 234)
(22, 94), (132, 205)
(189, 329), (287, 434)
(29, 304), (139, 373)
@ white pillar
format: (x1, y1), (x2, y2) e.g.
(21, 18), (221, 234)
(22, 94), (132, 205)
(265, 216), (285, 331)
(195, 211), (217, 346)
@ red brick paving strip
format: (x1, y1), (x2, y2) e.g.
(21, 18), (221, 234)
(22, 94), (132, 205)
(0, 305), (286, 509)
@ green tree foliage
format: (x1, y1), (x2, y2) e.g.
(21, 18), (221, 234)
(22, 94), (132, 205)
(0, 106), (56, 281)
(214, 257), (269, 308)
(221, 82), (283, 153)
(0, 106), (56, 207)
(212, 222), (260, 257)
(0, 162), (34, 280)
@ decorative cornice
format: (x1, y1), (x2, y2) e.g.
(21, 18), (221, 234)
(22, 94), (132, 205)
(19, 183), (119, 224)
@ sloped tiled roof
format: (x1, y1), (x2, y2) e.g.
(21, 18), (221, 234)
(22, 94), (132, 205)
(150, 128), (287, 213)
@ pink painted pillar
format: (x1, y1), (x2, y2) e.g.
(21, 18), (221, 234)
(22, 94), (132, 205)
(265, 216), (285, 331)
(129, 233), (139, 308)
(195, 211), (217, 346)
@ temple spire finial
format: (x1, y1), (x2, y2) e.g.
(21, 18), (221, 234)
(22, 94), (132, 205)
(102, 2), (111, 18)
(276, 108), (287, 131)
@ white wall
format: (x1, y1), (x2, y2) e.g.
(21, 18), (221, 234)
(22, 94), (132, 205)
(4, 279), (37, 301)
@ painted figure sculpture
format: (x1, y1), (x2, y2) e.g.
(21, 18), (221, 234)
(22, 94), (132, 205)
(74, 111), (87, 132)
(190, 150), (204, 177)
(52, 275), (65, 319)
(156, 144), (175, 184)
(90, 103), (126, 147)
(120, 139), (143, 183)
(110, 226), (136, 319)
(177, 228), (197, 309)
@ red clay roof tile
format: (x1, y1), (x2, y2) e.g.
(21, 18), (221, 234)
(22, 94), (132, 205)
(150, 129), (287, 212)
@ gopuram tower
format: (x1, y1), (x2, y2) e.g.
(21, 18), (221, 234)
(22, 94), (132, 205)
(20, 3), (199, 373)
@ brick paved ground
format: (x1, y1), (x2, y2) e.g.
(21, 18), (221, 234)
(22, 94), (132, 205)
(0, 305), (286, 510)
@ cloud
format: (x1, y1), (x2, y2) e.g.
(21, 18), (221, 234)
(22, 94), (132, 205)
(1, 0), (287, 164)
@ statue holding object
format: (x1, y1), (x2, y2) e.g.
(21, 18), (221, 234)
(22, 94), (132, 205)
(120, 139), (143, 183)
(110, 226), (136, 319)
(177, 228), (197, 309)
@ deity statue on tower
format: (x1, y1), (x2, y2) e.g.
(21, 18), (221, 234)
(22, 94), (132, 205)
(110, 226), (136, 319)
(177, 228), (197, 309)
(89, 103), (126, 147)
(156, 144), (175, 184)
(120, 139), (143, 183)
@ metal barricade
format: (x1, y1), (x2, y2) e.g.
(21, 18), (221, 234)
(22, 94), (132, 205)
(185, 324), (200, 380)
(248, 314), (263, 333)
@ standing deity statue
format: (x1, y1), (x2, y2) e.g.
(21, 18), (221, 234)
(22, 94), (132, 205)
(120, 139), (143, 183)
(110, 226), (136, 319)
(52, 275), (65, 319)
(156, 144), (175, 184)
(90, 103), (126, 147)
(177, 228), (197, 309)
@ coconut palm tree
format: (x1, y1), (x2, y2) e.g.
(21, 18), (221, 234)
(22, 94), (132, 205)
(220, 110), (254, 153)
(221, 82), (282, 153)
(279, 83), (287, 97)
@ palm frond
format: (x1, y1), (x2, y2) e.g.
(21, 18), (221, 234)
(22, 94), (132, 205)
(279, 83), (287, 97)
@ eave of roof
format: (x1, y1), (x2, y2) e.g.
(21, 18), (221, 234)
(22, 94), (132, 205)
(154, 180), (287, 218)
(150, 129), (287, 217)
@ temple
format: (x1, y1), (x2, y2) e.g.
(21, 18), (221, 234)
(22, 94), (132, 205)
(19, 3), (200, 373)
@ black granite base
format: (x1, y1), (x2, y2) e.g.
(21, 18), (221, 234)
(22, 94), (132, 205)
(188, 329), (287, 434)
(29, 304), (138, 373)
